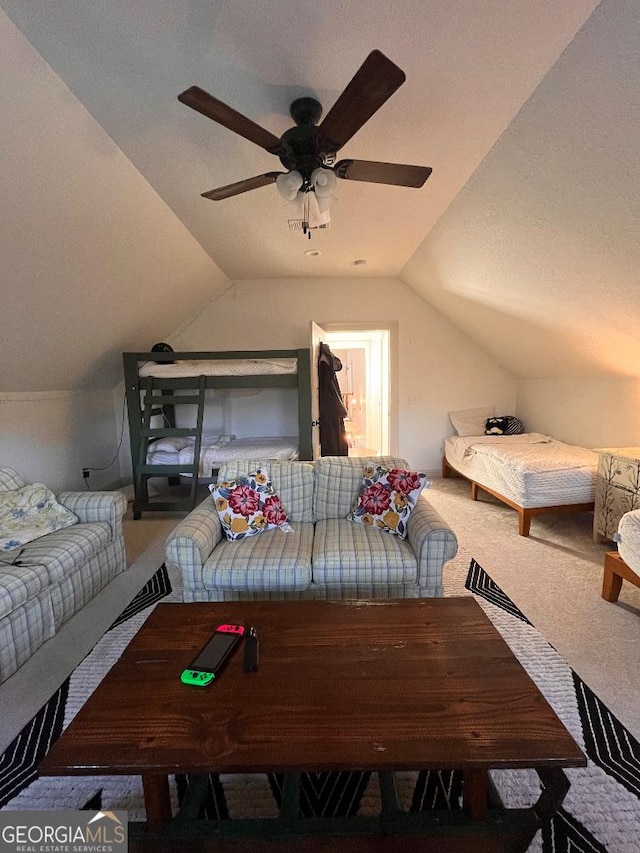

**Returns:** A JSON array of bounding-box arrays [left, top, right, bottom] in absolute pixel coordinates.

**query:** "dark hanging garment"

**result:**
[[318, 342, 349, 456]]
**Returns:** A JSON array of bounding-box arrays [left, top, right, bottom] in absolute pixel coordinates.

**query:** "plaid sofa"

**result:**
[[0, 467, 128, 684], [166, 457, 458, 602]]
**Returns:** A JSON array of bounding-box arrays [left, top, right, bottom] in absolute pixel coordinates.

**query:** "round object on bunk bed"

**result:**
[[151, 342, 174, 363]]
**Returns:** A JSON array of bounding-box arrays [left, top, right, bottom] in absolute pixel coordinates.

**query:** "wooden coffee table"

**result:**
[[40, 597, 585, 850]]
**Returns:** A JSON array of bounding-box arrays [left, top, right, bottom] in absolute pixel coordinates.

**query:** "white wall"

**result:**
[[1, 13, 230, 490], [401, 0, 640, 448], [518, 377, 640, 449], [0, 390, 122, 492], [170, 277, 517, 474]]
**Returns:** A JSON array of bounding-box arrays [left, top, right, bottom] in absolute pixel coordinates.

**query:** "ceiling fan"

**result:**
[[177, 50, 432, 213]]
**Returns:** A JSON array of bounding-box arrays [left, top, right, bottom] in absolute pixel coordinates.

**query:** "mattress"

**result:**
[[138, 358, 297, 378], [444, 433, 598, 508], [615, 510, 640, 574], [147, 436, 299, 476]]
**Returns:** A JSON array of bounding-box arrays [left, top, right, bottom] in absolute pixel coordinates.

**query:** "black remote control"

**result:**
[[244, 626, 259, 672]]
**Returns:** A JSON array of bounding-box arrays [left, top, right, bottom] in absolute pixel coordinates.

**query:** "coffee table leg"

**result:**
[[535, 767, 571, 824], [142, 773, 172, 831], [463, 768, 488, 820], [280, 772, 301, 819]]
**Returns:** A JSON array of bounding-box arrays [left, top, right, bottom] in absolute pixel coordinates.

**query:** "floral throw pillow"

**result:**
[[348, 466, 429, 539], [210, 468, 290, 542]]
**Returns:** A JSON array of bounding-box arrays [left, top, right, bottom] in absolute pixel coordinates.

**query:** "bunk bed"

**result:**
[[123, 349, 312, 518]]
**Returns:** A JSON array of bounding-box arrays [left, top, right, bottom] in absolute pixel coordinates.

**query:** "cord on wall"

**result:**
[[81, 394, 127, 488]]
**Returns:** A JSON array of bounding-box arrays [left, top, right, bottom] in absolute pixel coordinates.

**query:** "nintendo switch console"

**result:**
[[180, 624, 245, 686]]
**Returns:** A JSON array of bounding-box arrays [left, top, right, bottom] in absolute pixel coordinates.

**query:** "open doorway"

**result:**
[[321, 328, 391, 457]]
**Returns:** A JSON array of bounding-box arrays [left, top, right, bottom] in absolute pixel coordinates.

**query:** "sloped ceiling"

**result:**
[[5, 0, 638, 391], [402, 0, 640, 380], [1, 0, 599, 279]]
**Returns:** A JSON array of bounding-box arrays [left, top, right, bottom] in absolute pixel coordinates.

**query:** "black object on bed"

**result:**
[[123, 349, 312, 518]]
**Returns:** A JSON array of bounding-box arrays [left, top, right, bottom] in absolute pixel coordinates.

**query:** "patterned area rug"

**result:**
[[0, 555, 638, 852]]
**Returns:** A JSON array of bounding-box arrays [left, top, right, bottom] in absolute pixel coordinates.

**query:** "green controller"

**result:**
[[180, 669, 215, 687]]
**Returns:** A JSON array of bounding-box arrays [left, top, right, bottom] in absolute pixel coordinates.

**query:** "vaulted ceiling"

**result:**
[[3, 0, 639, 391], [1, 0, 600, 278]]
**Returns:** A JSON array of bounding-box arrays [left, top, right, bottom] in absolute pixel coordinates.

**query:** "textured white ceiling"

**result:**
[[0, 0, 600, 280]]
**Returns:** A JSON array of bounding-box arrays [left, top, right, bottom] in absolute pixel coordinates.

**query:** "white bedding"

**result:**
[[444, 433, 598, 507], [147, 435, 299, 476], [139, 358, 297, 378]]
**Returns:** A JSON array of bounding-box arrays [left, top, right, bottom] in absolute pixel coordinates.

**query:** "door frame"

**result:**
[[315, 321, 398, 457]]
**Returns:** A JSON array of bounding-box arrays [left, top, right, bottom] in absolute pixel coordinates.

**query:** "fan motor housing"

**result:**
[[289, 97, 323, 126], [278, 125, 326, 178]]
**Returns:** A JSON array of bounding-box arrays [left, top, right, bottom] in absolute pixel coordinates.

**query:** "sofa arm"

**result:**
[[407, 495, 459, 590], [165, 498, 223, 590], [57, 490, 127, 534]]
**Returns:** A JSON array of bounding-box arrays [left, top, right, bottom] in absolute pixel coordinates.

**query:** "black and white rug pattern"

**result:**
[[1, 557, 639, 852]]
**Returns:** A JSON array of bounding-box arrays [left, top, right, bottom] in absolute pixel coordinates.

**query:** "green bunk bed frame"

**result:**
[[123, 348, 312, 519]]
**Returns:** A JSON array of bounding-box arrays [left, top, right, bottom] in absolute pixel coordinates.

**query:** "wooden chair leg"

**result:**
[[602, 552, 624, 602], [602, 566, 623, 602]]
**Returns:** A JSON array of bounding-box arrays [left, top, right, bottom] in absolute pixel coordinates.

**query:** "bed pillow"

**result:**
[[150, 436, 193, 453], [209, 468, 290, 542], [485, 416, 525, 436], [448, 405, 496, 436], [0, 483, 78, 552], [348, 465, 429, 539]]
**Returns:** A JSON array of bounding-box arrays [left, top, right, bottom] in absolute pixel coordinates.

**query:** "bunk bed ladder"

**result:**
[[133, 375, 207, 518]]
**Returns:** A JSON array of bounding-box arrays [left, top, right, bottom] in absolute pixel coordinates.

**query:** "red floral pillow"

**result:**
[[210, 468, 290, 541], [348, 466, 429, 539]]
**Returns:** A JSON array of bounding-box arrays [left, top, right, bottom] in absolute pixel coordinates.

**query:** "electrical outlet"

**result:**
[[82, 468, 90, 479]]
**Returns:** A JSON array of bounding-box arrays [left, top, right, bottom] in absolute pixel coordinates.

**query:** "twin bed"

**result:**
[[443, 432, 598, 536]]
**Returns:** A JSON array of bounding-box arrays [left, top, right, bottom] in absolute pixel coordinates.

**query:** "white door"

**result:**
[[309, 320, 327, 460]]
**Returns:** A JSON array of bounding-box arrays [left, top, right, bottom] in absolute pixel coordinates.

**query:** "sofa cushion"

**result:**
[[14, 522, 113, 584], [202, 521, 314, 592], [217, 460, 315, 523], [0, 562, 51, 619], [0, 589, 57, 683], [312, 518, 418, 585], [0, 467, 26, 492], [314, 456, 409, 521]]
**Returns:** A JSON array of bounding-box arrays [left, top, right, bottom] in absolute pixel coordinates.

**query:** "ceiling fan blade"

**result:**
[[178, 86, 283, 153], [333, 159, 432, 188], [201, 172, 284, 201], [318, 50, 406, 153]]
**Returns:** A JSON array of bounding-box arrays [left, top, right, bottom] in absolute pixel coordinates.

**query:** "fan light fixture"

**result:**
[[276, 168, 337, 237], [311, 167, 338, 198], [275, 170, 303, 201]]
